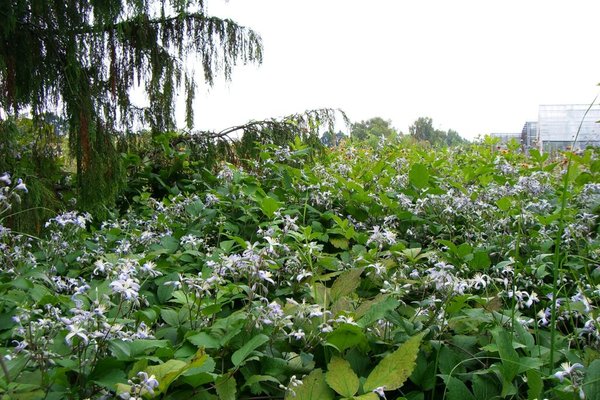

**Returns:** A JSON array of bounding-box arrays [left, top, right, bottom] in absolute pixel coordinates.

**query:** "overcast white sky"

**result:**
[[188, 0, 600, 140]]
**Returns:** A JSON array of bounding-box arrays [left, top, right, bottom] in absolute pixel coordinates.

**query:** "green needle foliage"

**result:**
[[0, 0, 263, 213]]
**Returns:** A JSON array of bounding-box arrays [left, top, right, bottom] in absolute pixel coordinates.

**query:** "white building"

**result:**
[[538, 104, 600, 151]]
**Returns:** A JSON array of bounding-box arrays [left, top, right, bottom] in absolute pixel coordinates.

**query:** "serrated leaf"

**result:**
[[363, 331, 426, 392], [231, 334, 269, 367], [331, 268, 363, 301], [352, 393, 379, 400], [357, 295, 400, 328], [285, 369, 334, 400], [325, 356, 359, 397], [145, 348, 208, 395], [215, 374, 237, 400], [330, 237, 349, 250], [146, 359, 187, 393]]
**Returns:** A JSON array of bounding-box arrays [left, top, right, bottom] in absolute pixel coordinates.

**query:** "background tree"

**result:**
[[445, 128, 465, 146], [321, 130, 346, 147], [0, 0, 263, 213], [409, 117, 438, 143], [409, 117, 466, 146], [350, 117, 399, 141]]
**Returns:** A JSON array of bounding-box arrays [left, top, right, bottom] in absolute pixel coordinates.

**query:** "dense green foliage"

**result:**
[[1, 136, 600, 399]]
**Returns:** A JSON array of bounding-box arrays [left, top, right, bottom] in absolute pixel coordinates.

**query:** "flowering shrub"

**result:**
[[1, 141, 600, 399]]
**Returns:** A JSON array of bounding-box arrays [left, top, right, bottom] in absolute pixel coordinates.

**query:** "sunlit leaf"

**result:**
[[363, 331, 426, 392], [325, 356, 359, 397]]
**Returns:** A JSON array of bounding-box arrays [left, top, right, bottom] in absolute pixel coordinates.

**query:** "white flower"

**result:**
[[372, 386, 387, 399], [65, 323, 89, 346], [141, 261, 162, 277], [110, 276, 140, 300], [554, 362, 583, 382], [138, 371, 159, 395], [164, 276, 183, 290], [258, 270, 275, 284], [524, 291, 540, 308], [289, 329, 305, 340], [369, 263, 386, 276], [205, 193, 220, 205], [14, 179, 27, 193], [93, 259, 110, 275], [0, 173, 11, 185], [335, 315, 358, 325], [296, 270, 312, 282], [470, 273, 489, 290]]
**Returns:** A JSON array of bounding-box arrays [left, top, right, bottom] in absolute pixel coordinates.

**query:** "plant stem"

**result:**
[[549, 92, 598, 373]]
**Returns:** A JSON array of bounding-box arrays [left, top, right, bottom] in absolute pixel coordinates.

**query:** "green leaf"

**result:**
[[231, 334, 269, 367], [89, 359, 127, 389], [161, 308, 180, 326], [209, 311, 246, 346], [187, 332, 222, 349], [241, 375, 281, 390], [325, 356, 359, 397], [495, 196, 513, 212], [215, 374, 237, 400], [331, 268, 363, 301], [107, 339, 171, 360], [409, 163, 430, 189], [472, 374, 500, 400], [160, 235, 180, 254], [583, 359, 600, 400], [526, 369, 542, 400], [456, 243, 473, 258], [357, 295, 400, 328], [352, 394, 379, 400], [469, 250, 490, 270], [330, 237, 349, 250], [513, 319, 535, 351], [444, 376, 476, 400], [145, 348, 208, 395], [491, 327, 520, 383], [326, 324, 369, 352], [285, 369, 334, 400], [363, 331, 426, 392], [146, 359, 187, 393], [260, 196, 280, 218]]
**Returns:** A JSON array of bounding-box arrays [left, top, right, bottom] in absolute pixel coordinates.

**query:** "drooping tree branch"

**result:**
[[0, 0, 264, 213]]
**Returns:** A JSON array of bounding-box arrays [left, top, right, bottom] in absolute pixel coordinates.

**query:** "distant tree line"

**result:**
[[321, 116, 467, 147], [408, 117, 466, 147]]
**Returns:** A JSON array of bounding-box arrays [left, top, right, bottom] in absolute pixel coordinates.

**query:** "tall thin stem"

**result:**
[[548, 93, 598, 372]]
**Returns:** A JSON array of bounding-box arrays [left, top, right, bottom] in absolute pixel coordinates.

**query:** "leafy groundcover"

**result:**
[[2, 139, 600, 399]]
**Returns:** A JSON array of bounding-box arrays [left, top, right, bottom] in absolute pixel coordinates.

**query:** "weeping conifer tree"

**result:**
[[0, 0, 263, 213]]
